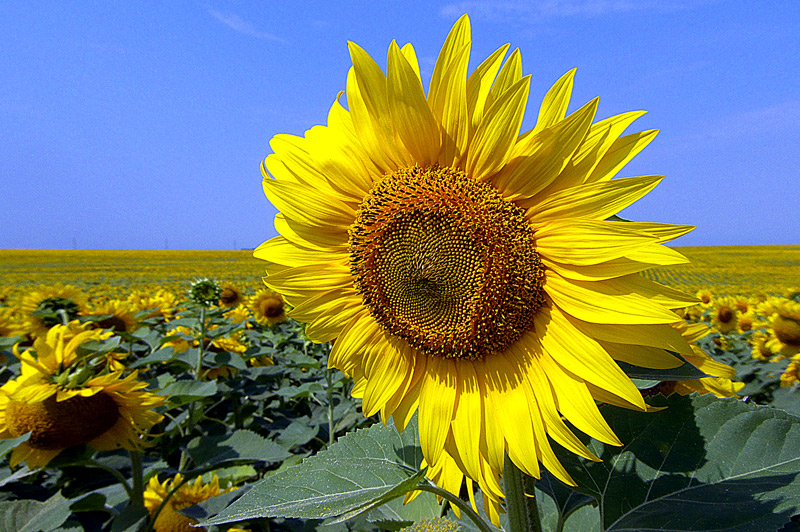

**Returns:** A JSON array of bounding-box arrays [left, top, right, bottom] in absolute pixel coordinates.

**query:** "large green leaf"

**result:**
[[0, 492, 72, 532], [201, 416, 437, 526], [555, 394, 800, 531]]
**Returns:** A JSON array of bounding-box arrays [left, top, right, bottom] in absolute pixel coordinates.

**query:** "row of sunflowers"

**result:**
[[0, 277, 798, 531]]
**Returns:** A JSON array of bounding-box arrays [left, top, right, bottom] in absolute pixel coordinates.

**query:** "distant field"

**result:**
[[0, 249, 266, 299], [641, 245, 800, 295], [1, 246, 798, 300]]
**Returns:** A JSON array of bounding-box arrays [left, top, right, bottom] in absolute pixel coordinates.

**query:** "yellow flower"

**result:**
[[19, 284, 87, 337], [751, 331, 775, 361], [255, 14, 696, 521], [248, 289, 287, 326], [128, 289, 180, 321], [219, 283, 245, 308], [144, 473, 236, 532], [226, 304, 253, 327], [764, 299, 800, 358], [86, 299, 140, 333], [780, 356, 800, 388], [710, 296, 739, 334], [695, 289, 713, 307], [0, 325, 165, 468]]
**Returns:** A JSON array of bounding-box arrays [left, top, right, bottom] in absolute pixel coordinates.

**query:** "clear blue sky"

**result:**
[[2, 1, 798, 250]]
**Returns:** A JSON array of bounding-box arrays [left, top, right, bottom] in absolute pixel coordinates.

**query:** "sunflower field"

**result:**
[[4, 12, 800, 532], [1, 245, 799, 532]]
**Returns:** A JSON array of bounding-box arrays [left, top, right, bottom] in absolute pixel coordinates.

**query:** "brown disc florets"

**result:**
[[348, 165, 545, 360], [7, 392, 120, 450]]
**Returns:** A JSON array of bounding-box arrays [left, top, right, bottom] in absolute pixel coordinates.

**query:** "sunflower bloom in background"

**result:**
[[0, 325, 165, 467], [255, 14, 699, 521], [19, 283, 87, 337], [144, 473, 236, 532], [248, 289, 287, 326]]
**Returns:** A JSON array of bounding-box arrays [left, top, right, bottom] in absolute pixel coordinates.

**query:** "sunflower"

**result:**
[[765, 300, 800, 358], [128, 289, 180, 321], [750, 331, 775, 361], [19, 284, 87, 337], [248, 289, 287, 326], [710, 296, 739, 334], [695, 289, 713, 308], [144, 473, 236, 532], [86, 299, 140, 334], [0, 325, 165, 468], [780, 356, 800, 388], [219, 283, 245, 308], [255, 14, 697, 520]]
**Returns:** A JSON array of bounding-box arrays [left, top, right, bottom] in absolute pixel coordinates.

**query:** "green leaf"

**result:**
[[0, 433, 29, 459], [0, 492, 72, 532], [161, 379, 217, 401], [127, 347, 175, 368], [554, 394, 800, 531], [187, 430, 291, 465], [275, 418, 320, 449], [202, 416, 435, 526]]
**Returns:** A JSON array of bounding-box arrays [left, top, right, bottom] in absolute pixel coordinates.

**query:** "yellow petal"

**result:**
[[536, 351, 622, 446], [601, 341, 684, 369], [585, 129, 659, 184], [419, 356, 458, 463], [495, 98, 597, 201], [466, 75, 531, 181], [534, 219, 657, 266], [534, 68, 576, 133], [428, 14, 471, 166], [546, 271, 682, 324], [568, 316, 693, 357], [449, 361, 483, 481], [263, 263, 351, 300], [555, 110, 647, 191], [527, 175, 663, 223], [465, 44, 510, 135], [533, 305, 645, 409], [274, 213, 348, 251], [254, 236, 349, 267], [262, 179, 353, 229], [484, 48, 522, 111], [387, 41, 441, 165]]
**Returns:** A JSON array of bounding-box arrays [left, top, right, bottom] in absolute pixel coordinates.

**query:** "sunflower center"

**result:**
[[220, 288, 240, 305], [717, 306, 735, 324], [96, 315, 129, 332], [774, 315, 800, 347], [33, 297, 80, 327], [7, 392, 120, 450], [348, 165, 545, 360], [260, 297, 284, 318]]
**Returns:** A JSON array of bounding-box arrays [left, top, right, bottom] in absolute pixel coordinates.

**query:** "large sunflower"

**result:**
[[255, 14, 697, 520], [0, 325, 165, 467]]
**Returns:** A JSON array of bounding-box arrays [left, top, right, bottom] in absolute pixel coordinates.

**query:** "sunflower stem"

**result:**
[[504, 454, 542, 532], [325, 364, 335, 447], [415, 484, 495, 532], [130, 450, 145, 508]]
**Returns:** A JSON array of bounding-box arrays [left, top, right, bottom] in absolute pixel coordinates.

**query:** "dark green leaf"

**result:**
[[187, 430, 291, 465], [554, 394, 800, 531]]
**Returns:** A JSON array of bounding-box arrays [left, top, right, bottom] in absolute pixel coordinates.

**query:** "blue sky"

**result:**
[[1, 1, 798, 250]]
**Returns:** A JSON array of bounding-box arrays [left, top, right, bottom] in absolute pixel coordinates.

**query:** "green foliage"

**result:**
[[203, 415, 438, 527], [539, 394, 800, 531]]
